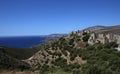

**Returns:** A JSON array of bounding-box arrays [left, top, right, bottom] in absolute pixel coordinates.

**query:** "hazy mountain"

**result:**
[[46, 34, 67, 38], [83, 25, 120, 34], [95, 25, 120, 34], [84, 25, 107, 32], [42, 34, 67, 45]]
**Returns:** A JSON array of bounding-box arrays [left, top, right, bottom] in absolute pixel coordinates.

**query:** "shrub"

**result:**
[[82, 34, 90, 42]]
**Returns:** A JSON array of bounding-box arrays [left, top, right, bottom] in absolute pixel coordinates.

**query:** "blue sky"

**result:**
[[0, 0, 120, 36]]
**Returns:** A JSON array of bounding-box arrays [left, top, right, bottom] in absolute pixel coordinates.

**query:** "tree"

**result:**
[[82, 34, 90, 42], [104, 42, 118, 49], [85, 65, 104, 74]]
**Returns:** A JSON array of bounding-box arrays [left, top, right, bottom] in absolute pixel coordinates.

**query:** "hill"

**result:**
[[82, 25, 120, 34], [95, 25, 120, 34], [0, 48, 30, 71], [84, 25, 106, 32], [0, 47, 39, 60], [25, 25, 120, 74], [0, 46, 42, 73]]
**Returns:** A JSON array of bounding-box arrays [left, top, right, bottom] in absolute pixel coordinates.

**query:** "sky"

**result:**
[[0, 0, 120, 36]]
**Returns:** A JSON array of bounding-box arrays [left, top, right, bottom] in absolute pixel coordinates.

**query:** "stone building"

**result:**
[[88, 33, 97, 45], [88, 32, 120, 47], [117, 35, 120, 47]]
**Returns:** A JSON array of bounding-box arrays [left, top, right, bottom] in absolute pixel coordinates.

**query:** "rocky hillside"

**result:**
[[26, 32, 87, 69], [25, 25, 120, 74], [25, 30, 88, 73]]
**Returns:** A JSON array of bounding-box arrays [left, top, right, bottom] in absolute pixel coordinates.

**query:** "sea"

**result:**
[[0, 36, 46, 48]]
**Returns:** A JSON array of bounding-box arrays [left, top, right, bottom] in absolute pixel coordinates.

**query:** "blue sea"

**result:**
[[0, 36, 46, 48]]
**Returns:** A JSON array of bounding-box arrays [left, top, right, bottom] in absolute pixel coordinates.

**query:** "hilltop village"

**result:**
[[88, 32, 120, 47], [69, 30, 120, 47]]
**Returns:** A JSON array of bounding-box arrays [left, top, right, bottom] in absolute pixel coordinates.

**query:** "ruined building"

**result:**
[[88, 32, 120, 47]]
